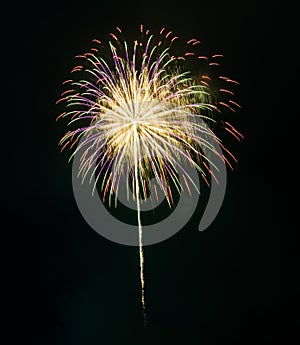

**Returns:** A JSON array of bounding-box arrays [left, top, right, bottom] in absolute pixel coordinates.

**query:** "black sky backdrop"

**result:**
[[6, 1, 299, 344]]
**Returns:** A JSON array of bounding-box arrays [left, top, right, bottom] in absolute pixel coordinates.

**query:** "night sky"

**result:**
[[6, 1, 298, 344]]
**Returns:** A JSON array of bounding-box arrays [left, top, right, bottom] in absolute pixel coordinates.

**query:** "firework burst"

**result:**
[[57, 25, 243, 325]]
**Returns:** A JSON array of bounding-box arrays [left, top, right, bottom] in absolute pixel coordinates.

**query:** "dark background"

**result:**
[[6, 1, 298, 344]]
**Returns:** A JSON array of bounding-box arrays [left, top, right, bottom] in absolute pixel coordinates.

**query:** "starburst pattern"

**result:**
[[56, 25, 243, 324]]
